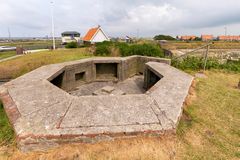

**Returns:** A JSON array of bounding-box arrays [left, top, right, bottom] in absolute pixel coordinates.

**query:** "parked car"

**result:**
[[0, 46, 16, 52]]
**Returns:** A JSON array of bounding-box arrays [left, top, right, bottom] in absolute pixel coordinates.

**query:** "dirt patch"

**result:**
[[9, 135, 177, 160]]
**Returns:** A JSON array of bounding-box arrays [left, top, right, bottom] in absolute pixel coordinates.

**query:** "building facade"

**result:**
[[61, 31, 81, 44]]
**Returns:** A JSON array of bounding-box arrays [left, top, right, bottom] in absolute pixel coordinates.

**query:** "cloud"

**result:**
[[105, 4, 184, 36], [0, 0, 240, 37]]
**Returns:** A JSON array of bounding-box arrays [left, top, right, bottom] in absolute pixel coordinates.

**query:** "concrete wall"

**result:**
[[49, 56, 171, 92]]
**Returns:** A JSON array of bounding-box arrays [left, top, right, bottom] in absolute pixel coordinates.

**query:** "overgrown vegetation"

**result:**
[[0, 101, 14, 146], [154, 34, 176, 41], [65, 42, 78, 48], [95, 41, 164, 57], [172, 56, 240, 72]]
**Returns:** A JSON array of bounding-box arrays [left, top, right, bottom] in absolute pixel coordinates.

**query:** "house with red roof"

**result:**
[[201, 35, 213, 41], [83, 25, 109, 44], [180, 35, 196, 41]]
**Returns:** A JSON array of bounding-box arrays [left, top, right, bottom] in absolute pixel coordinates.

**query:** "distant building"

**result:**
[[61, 31, 81, 44], [201, 35, 213, 41], [180, 35, 196, 41], [83, 25, 109, 44], [125, 36, 133, 43], [217, 35, 240, 41]]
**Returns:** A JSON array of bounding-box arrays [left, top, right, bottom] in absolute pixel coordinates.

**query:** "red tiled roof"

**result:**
[[218, 35, 240, 40], [180, 35, 196, 40], [83, 26, 99, 41], [201, 35, 213, 41]]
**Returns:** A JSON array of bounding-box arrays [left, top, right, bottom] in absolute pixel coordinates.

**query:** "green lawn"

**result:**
[[0, 102, 14, 146], [0, 51, 16, 60], [0, 48, 92, 79]]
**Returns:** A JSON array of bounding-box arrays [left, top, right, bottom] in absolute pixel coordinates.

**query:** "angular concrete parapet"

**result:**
[[0, 56, 193, 152]]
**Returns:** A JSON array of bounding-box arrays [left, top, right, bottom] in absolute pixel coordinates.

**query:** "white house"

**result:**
[[83, 25, 109, 43], [61, 31, 81, 44]]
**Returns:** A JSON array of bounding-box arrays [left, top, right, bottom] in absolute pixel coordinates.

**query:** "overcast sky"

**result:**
[[1, 0, 240, 38]]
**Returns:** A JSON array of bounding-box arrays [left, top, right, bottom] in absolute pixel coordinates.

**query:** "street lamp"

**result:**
[[51, 1, 56, 50], [224, 27, 227, 36]]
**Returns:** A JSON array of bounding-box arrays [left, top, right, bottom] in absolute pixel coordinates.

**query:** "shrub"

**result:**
[[127, 44, 164, 57], [65, 42, 78, 48], [154, 35, 176, 41], [172, 56, 240, 72], [221, 60, 240, 72], [95, 42, 164, 57], [95, 41, 114, 56]]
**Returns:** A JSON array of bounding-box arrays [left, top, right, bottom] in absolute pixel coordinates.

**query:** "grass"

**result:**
[[0, 51, 16, 60], [0, 71, 239, 159], [0, 102, 14, 146], [0, 40, 62, 50], [0, 48, 92, 79], [177, 71, 240, 159]]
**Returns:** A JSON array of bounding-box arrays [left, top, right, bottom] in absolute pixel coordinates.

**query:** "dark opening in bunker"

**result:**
[[50, 71, 65, 88], [96, 63, 118, 80], [75, 72, 85, 81], [145, 70, 162, 90]]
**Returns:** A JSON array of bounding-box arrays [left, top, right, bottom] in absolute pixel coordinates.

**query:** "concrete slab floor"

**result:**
[[69, 75, 146, 96]]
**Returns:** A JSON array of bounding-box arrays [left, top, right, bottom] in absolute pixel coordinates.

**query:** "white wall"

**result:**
[[62, 36, 81, 43], [92, 30, 109, 43]]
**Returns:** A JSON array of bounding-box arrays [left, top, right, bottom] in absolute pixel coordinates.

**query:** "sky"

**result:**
[[1, 0, 240, 38]]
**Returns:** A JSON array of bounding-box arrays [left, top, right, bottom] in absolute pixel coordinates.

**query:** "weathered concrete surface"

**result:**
[[70, 75, 144, 96], [0, 56, 193, 152]]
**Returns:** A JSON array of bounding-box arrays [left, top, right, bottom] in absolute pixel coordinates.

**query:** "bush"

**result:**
[[127, 44, 164, 57], [95, 41, 114, 56], [172, 56, 240, 72], [154, 35, 176, 41], [95, 42, 164, 57], [65, 42, 78, 48], [221, 60, 240, 72]]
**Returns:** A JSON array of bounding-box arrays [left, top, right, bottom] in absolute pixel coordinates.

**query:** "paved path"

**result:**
[[0, 55, 22, 63]]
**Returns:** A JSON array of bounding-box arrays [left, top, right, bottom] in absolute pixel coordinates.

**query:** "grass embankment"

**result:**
[[1, 71, 239, 160], [0, 48, 92, 79], [177, 71, 240, 159], [0, 51, 16, 60]]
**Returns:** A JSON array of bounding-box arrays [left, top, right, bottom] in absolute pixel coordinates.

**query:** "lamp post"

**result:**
[[224, 27, 227, 36], [51, 1, 56, 50]]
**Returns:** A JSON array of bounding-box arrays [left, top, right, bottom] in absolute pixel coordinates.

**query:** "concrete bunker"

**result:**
[[95, 63, 118, 80], [75, 72, 86, 81], [50, 71, 65, 89], [49, 57, 169, 97], [0, 56, 194, 152], [144, 68, 163, 90]]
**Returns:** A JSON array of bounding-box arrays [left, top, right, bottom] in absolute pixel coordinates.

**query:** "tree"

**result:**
[[154, 35, 176, 41]]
